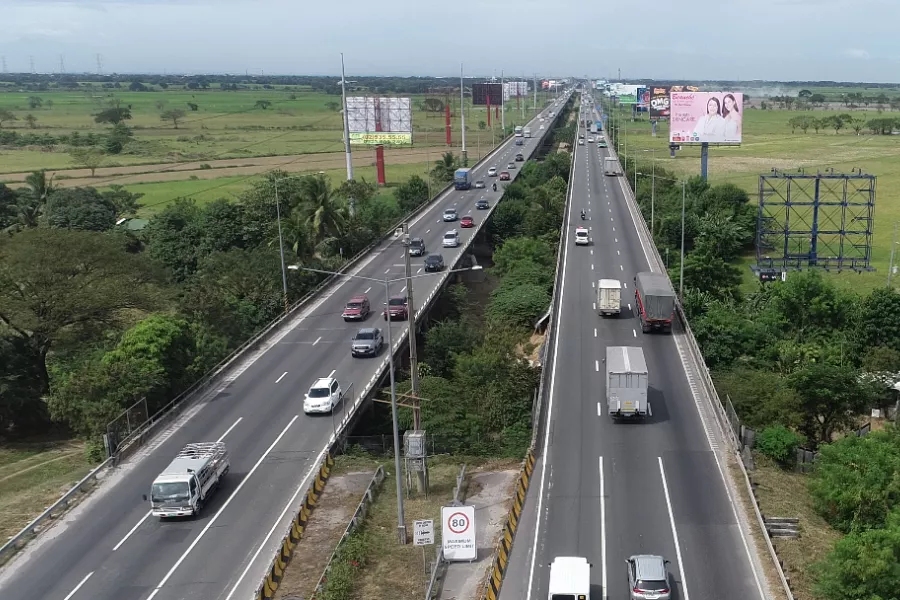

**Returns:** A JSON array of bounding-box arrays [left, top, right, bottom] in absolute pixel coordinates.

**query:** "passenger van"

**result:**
[[548, 556, 591, 600]]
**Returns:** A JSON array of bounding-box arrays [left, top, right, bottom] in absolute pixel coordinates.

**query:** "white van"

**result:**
[[548, 556, 591, 600]]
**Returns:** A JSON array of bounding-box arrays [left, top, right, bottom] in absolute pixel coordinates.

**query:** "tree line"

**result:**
[[786, 113, 900, 135], [0, 167, 437, 455]]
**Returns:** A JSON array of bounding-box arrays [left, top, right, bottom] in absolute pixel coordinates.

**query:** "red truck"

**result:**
[[634, 271, 675, 334]]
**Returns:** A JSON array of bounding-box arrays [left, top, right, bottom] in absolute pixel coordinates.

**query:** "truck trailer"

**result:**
[[634, 271, 675, 333], [597, 279, 621, 316], [148, 442, 230, 518], [454, 168, 472, 190], [606, 346, 649, 421]]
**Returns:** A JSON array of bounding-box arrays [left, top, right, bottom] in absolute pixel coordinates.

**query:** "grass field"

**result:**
[[0, 87, 551, 173], [613, 104, 900, 293]]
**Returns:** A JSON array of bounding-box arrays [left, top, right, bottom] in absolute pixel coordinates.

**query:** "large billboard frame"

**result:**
[[669, 91, 743, 146], [472, 83, 503, 106], [650, 86, 671, 119], [346, 96, 413, 145]]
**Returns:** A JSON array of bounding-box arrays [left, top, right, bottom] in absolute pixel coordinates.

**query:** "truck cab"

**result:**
[[148, 442, 230, 518]]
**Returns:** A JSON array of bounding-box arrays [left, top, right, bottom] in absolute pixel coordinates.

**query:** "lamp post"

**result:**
[[274, 178, 289, 313], [679, 180, 686, 301], [289, 263, 482, 544]]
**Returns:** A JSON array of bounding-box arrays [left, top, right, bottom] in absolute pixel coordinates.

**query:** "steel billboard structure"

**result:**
[[346, 96, 413, 145], [753, 171, 876, 275], [472, 83, 503, 106]]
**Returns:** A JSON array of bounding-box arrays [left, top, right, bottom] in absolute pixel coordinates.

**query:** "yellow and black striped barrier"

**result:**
[[256, 453, 335, 600], [484, 449, 536, 600]]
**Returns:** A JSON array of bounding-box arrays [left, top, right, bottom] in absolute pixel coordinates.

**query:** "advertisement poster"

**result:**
[[669, 92, 743, 145], [650, 86, 670, 119]]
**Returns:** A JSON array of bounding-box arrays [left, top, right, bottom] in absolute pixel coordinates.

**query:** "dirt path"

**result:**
[[0, 146, 454, 189]]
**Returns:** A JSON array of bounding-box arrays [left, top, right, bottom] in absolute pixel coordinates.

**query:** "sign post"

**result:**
[[414, 519, 435, 579], [441, 505, 476, 561]]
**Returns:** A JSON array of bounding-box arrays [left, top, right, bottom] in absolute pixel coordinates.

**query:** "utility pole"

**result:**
[[460, 63, 467, 166], [274, 179, 290, 313], [29, 56, 35, 74], [340, 53, 355, 215], [402, 223, 427, 494], [96, 54, 102, 75], [888, 221, 899, 287], [500, 70, 506, 133], [651, 153, 656, 236], [533, 73, 537, 112], [59, 55, 65, 74], [679, 180, 686, 301], [383, 275, 408, 545]]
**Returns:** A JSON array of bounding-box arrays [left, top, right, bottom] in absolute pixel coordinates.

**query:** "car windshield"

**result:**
[[444, 233, 455, 239], [426, 256, 441, 263], [355, 331, 374, 340], [346, 302, 362, 308], [445, 209, 455, 214], [151, 482, 190, 503], [389, 298, 405, 306], [308, 386, 330, 398], [411, 239, 423, 246]]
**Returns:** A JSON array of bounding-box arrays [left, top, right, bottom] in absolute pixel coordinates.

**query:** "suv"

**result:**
[[341, 295, 370, 321], [474, 180, 485, 189], [424, 254, 445, 272], [488, 167, 498, 177], [384, 295, 409, 320], [303, 377, 342, 414], [443, 229, 460, 248], [408, 237, 425, 256], [515, 153, 524, 162], [574, 227, 589, 245], [443, 208, 458, 222], [626, 555, 670, 600], [351, 328, 384, 357]]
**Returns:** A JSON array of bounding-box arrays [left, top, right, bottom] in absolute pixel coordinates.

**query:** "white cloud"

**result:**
[[844, 49, 872, 59]]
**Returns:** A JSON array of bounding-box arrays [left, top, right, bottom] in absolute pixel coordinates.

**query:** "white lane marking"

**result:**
[[400, 286, 407, 293], [612, 227, 616, 232], [593, 302, 596, 311], [364, 287, 371, 294], [615, 238, 618, 243], [217, 417, 243, 442], [594, 328, 598, 337], [597, 402, 602, 416], [425, 228, 431, 234], [328, 369, 336, 378], [627, 304, 632, 311], [659, 457, 692, 600], [112, 512, 150, 551], [592, 280, 595, 288], [385, 268, 391, 274], [623, 282, 627, 289], [313, 336, 321, 346], [617, 250, 620, 256], [595, 360, 599, 372], [610, 217, 614, 221], [276, 371, 288, 383], [591, 264, 594, 270], [62, 572, 94, 600], [633, 329, 637, 338], [600, 456, 608, 599], [417, 268, 423, 274], [145, 416, 300, 600], [620, 265, 624, 271]]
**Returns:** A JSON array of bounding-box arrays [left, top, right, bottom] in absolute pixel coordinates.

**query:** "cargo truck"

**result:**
[[515, 126, 524, 137], [548, 556, 591, 600], [597, 279, 621, 316], [603, 157, 622, 176], [146, 442, 230, 518], [454, 168, 473, 190], [524, 127, 532, 138], [634, 271, 675, 333], [606, 346, 649, 421]]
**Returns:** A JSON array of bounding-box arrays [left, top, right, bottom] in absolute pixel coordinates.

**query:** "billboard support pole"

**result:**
[[700, 142, 709, 180], [460, 64, 467, 167], [340, 53, 355, 216]]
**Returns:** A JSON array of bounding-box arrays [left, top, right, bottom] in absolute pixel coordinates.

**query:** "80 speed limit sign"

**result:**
[[441, 505, 476, 561]]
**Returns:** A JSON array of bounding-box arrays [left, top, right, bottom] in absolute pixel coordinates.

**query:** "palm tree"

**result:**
[[297, 175, 347, 244], [430, 151, 458, 182], [273, 209, 316, 260], [24, 170, 56, 203]]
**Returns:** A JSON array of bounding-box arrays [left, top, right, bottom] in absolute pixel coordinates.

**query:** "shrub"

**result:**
[[756, 424, 805, 466]]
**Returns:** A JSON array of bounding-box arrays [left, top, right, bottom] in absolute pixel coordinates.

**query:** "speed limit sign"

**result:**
[[441, 505, 476, 561]]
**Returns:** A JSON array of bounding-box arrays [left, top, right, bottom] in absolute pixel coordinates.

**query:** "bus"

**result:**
[[515, 126, 524, 137], [548, 556, 591, 600]]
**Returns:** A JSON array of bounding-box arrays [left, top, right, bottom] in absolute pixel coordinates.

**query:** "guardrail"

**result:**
[[0, 456, 113, 564], [609, 145, 794, 600], [425, 463, 468, 600], [310, 465, 385, 599]]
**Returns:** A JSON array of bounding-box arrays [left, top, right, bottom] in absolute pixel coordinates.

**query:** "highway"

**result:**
[[499, 98, 770, 600], [0, 96, 572, 600]]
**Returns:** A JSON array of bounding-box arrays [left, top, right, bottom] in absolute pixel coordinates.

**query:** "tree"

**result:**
[[849, 117, 865, 135], [336, 178, 376, 210], [0, 333, 48, 433], [129, 81, 148, 92], [789, 363, 875, 446], [478, 120, 487, 130], [798, 89, 812, 98], [808, 428, 900, 533], [0, 228, 164, 391], [27, 96, 43, 109], [756, 425, 805, 466], [105, 122, 133, 154], [423, 319, 481, 377], [0, 109, 17, 128], [143, 197, 204, 281], [395, 175, 430, 213], [811, 118, 823, 133], [297, 175, 347, 244], [486, 283, 550, 329], [492, 237, 555, 276], [674, 247, 742, 301], [255, 100, 272, 110], [101, 185, 144, 217], [814, 510, 900, 600], [160, 108, 186, 129], [155, 100, 168, 111], [69, 147, 106, 177], [430, 151, 458, 182], [854, 287, 900, 355], [45, 187, 117, 231], [24, 113, 37, 129], [94, 107, 132, 125], [325, 101, 340, 112], [825, 115, 844, 134], [187, 102, 199, 112]]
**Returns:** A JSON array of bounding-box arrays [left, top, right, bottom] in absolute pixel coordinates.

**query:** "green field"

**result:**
[[614, 105, 900, 293], [0, 87, 550, 173]]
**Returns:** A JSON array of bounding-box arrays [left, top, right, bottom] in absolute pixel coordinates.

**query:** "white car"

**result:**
[[578, 139, 585, 145], [488, 167, 498, 177], [587, 136, 595, 143], [540, 124, 545, 129], [574, 227, 589, 245], [304, 377, 342, 414], [443, 229, 460, 248]]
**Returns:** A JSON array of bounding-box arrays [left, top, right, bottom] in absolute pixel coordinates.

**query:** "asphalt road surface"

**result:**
[[0, 96, 573, 600], [499, 101, 768, 600]]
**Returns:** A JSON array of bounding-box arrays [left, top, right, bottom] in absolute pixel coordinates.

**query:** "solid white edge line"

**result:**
[[62, 571, 94, 600], [525, 101, 577, 600], [599, 456, 607, 599], [145, 416, 299, 600], [658, 457, 691, 600]]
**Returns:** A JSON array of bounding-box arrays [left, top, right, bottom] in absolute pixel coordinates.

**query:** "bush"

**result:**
[[756, 425, 805, 465]]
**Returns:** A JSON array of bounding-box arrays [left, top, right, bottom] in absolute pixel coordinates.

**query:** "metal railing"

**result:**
[[425, 463, 468, 600]]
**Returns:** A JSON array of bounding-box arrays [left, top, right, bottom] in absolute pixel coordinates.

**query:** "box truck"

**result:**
[[454, 168, 472, 190], [597, 279, 621, 316], [606, 346, 649, 421], [634, 271, 675, 333], [604, 157, 622, 176]]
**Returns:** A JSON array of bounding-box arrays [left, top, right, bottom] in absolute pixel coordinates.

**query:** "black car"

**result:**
[[476, 198, 490, 210], [424, 254, 445, 272], [408, 237, 425, 256]]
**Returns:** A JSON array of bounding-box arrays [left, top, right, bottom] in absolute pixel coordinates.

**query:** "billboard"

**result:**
[[541, 80, 550, 90], [504, 81, 528, 100], [618, 93, 637, 105], [346, 97, 413, 145], [650, 86, 671, 119], [472, 83, 503, 106], [637, 87, 650, 108], [669, 85, 701, 93], [669, 92, 743, 145]]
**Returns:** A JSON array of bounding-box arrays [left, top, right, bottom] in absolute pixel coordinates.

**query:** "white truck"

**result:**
[[604, 157, 622, 176], [548, 556, 591, 600], [597, 279, 621, 316], [524, 126, 532, 138], [147, 442, 230, 518], [606, 346, 649, 421]]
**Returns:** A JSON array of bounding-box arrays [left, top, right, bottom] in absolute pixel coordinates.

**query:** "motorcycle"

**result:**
[[492, 183, 498, 192], [580, 211, 586, 220]]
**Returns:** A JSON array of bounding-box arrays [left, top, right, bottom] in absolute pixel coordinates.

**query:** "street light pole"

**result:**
[[381, 275, 407, 545], [460, 63, 467, 167], [500, 70, 506, 133], [402, 224, 421, 428], [340, 53, 355, 216], [651, 152, 656, 237], [679, 180, 686, 301], [274, 179, 289, 313]]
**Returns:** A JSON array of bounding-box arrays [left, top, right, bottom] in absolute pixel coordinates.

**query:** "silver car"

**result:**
[[351, 328, 383, 357], [626, 555, 670, 600]]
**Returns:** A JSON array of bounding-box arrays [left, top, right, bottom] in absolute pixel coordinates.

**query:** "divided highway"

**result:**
[[499, 100, 769, 600], [0, 97, 572, 600]]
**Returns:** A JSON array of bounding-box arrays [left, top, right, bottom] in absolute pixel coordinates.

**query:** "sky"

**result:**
[[0, 0, 897, 83]]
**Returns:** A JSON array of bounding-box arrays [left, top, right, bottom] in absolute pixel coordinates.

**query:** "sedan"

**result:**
[[351, 328, 384, 357], [476, 198, 490, 210], [475, 180, 485, 189], [424, 254, 445, 272], [499, 171, 511, 181], [443, 208, 458, 222], [487, 167, 498, 177], [460, 216, 474, 228], [507, 163, 516, 170]]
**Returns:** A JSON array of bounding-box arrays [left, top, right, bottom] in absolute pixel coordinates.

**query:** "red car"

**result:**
[[460, 216, 474, 228], [383, 295, 409, 320], [499, 171, 511, 181], [342, 294, 371, 321]]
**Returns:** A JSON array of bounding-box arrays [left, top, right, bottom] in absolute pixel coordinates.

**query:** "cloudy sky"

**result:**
[[0, 0, 896, 82]]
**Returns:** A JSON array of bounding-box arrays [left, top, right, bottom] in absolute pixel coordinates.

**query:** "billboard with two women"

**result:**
[[669, 92, 743, 145]]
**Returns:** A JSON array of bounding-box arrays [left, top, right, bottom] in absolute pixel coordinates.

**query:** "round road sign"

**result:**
[[447, 511, 470, 535]]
